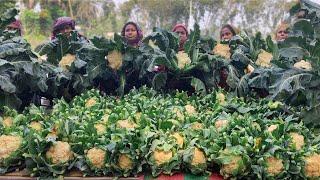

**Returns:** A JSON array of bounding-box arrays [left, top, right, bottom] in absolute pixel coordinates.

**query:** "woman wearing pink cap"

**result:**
[[172, 24, 188, 51]]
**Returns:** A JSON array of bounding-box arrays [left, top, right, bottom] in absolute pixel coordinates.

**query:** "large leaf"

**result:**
[[0, 74, 15, 93], [190, 77, 206, 95]]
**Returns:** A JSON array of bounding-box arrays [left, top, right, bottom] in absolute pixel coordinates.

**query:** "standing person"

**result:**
[[121, 22, 143, 48], [220, 24, 236, 41], [172, 24, 188, 51], [275, 23, 289, 42], [6, 20, 23, 36]]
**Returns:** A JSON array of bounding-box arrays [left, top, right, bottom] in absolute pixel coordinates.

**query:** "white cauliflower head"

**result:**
[[171, 133, 184, 148], [304, 153, 320, 178], [244, 64, 255, 74], [255, 50, 273, 67], [2, 116, 13, 128], [117, 120, 137, 129], [46, 141, 73, 164], [176, 51, 191, 69], [85, 98, 97, 108], [191, 147, 206, 166], [86, 148, 106, 169], [221, 156, 242, 175], [153, 149, 173, 166], [59, 54, 75, 70], [216, 93, 226, 105], [118, 154, 133, 170], [173, 108, 184, 120], [294, 60, 312, 71], [94, 123, 106, 135], [185, 104, 197, 115], [191, 122, 204, 130], [0, 135, 22, 160], [107, 50, 123, 70], [29, 121, 43, 131], [266, 156, 284, 176], [213, 43, 231, 59], [289, 132, 304, 150]]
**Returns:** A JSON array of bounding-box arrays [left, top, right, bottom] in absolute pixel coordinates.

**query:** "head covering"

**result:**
[[172, 24, 188, 51], [7, 20, 23, 35], [51, 17, 75, 40], [220, 24, 237, 40], [121, 22, 143, 47]]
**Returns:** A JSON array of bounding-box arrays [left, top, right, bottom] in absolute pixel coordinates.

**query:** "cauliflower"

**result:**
[[255, 50, 273, 67], [289, 132, 304, 150], [191, 147, 206, 166], [2, 116, 13, 128], [191, 122, 204, 130], [134, 112, 141, 121], [29, 121, 42, 131], [176, 51, 191, 69], [266, 156, 283, 176], [244, 64, 255, 74], [213, 43, 231, 59], [94, 123, 106, 135], [59, 54, 75, 70], [267, 125, 278, 133], [173, 108, 184, 120], [118, 154, 133, 170], [86, 148, 106, 169], [117, 120, 137, 129], [216, 93, 226, 105], [101, 114, 109, 124], [85, 98, 97, 108], [107, 50, 123, 70], [221, 156, 242, 175], [0, 135, 22, 160], [153, 149, 173, 166], [171, 133, 184, 148], [294, 60, 312, 71], [185, 104, 197, 115], [46, 141, 73, 164], [215, 119, 228, 131], [304, 153, 320, 178]]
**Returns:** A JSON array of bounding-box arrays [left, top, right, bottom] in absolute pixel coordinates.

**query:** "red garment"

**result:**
[[7, 20, 23, 35], [51, 17, 75, 40], [172, 24, 188, 51], [121, 22, 143, 47]]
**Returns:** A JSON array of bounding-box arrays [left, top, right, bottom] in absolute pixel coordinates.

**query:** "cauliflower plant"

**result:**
[[244, 64, 255, 74], [221, 156, 242, 176], [0, 135, 22, 160], [216, 93, 226, 105], [46, 141, 73, 164], [215, 119, 228, 131], [191, 122, 204, 130], [94, 123, 106, 135], [29, 121, 42, 131], [173, 108, 184, 120], [153, 149, 173, 166], [107, 50, 123, 70], [267, 124, 278, 133], [2, 117, 13, 128], [255, 50, 273, 67], [213, 43, 231, 59], [176, 51, 191, 69], [85, 98, 97, 108], [304, 153, 320, 178], [116, 120, 137, 129], [266, 156, 284, 176], [86, 148, 106, 169], [289, 132, 304, 150], [218, 148, 248, 178], [185, 104, 197, 115], [171, 133, 184, 148], [59, 54, 75, 70], [118, 154, 133, 170], [294, 60, 312, 71], [191, 147, 206, 166]]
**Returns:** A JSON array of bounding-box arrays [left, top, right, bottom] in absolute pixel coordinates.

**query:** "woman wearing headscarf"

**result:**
[[6, 20, 23, 36], [172, 24, 188, 51], [121, 21, 143, 48]]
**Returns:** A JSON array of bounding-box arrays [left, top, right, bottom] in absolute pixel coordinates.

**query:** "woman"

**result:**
[[121, 22, 143, 48], [220, 24, 236, 41], [172, 24, 188, 51], [6, 20, 23, 36], [275, 23, 289, 42]]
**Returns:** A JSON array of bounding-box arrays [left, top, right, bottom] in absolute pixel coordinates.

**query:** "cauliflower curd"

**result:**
[[213, 44, 231, 59], [0, 135, 22, 160], [107, 50, 123, 70], [255, 50, 273, 67], [176, 51, 191, 69], [46, 141, 73, 164], [191, 148, 206, 166], [266, 156, 283, 176], [153, 149, 173, 166], [118, 154, 133, 170], [86, 148, 106, 169], [304, 154, 320, 178]]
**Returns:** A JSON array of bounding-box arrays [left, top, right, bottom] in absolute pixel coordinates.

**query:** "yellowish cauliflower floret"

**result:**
[[46, 141, 73, 164], [289, 132, 304, 150], [153, 149, 173, 166], [255, 50, 273, 67], [221, 156, 242, 175], [86, 148, 106, 169], [94, 123, 106, 135], [171, 133, 184, 148], [216, 93, 226, 105], [59, 54, 75, 70], [304, 154, 320, 178], [176, 51, 191, 69], [294, 60, 312, 71], [173, 108, 184, 120], [117, 120, 137, 129], [0, 135, 22, 160], [85, 98, 97, 108], [266, 156, 284, 176], [2, 117, 13, 128], [135, 112, 142, 121], [101, 114, 109, 124], [118, 154, 133, 170], [107, 50, 123, 70], [191, 122, 204, 130], [191, 147, 206, 166], [29, 121, 42, 131], [244, 64, 255, 74], [267, 125, 278, 133], [213, 43, 231, 59], [185, 104, 197, 115], [215, 119, 228, 131]]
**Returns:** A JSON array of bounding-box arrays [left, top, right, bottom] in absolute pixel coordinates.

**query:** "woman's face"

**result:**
[[174, 27, 188, 44], [276, 27, 289, 41], [221, 27, 233, 41], [59, 25, 73, 36], [125, 24, 138, 40]]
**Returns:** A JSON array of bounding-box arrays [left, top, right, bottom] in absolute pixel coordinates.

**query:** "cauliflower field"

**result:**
[[1, 87, 320, 179]]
